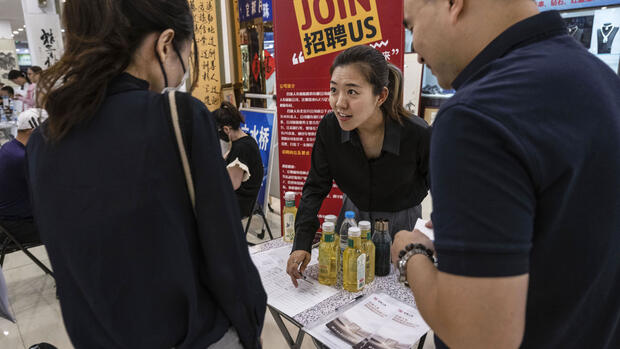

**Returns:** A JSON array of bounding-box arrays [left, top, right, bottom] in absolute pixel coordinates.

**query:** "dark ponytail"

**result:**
[[214, 101, 246, 130], [330, 45, 411, 124], [39, 0, 198, 141], [383, 64, 411, 124]]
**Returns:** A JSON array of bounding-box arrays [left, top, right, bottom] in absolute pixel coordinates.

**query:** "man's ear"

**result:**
[[448, 0, 465, 25]]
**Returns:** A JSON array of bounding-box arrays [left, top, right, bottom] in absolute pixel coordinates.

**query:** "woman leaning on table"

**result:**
[[286, 45, 431, 287], [26, 0, 266, 348]]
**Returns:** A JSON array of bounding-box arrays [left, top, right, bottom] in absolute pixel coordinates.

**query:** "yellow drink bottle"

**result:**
[[343, 227, 366, 292], [318, 222, 338, 286], [359, 221, 375, 284], [324, 214, 339, 271], [282, 192, 297, 242]]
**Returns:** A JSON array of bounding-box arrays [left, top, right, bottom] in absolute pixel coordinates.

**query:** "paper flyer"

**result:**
[[307, 292, 429, 348]]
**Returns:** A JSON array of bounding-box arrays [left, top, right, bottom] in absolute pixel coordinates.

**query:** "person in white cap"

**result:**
[[0, 109, 45, 245]]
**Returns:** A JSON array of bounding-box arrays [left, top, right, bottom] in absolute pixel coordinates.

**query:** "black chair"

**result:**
[[244, 199, 274, 246], [0, 223, 54, 278]]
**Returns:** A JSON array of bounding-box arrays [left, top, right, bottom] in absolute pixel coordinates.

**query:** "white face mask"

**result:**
[[161, 70, 189, 94]]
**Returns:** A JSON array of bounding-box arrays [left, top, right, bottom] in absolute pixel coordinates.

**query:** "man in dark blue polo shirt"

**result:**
[[393, 0, 620, 348], [0, 109, 43, 244]]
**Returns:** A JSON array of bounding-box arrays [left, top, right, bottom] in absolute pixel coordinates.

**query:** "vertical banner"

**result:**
[[190, 0, 222, 110], [263, 0, 273, 22], [240, 108, 276, 209], [274, 0, 404, 228], [23, 14, 64, 68]]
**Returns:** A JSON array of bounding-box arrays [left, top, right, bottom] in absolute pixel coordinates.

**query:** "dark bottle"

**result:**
[[372, 219, 392, 276]]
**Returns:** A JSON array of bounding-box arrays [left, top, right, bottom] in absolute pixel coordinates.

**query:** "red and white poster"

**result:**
[[274, 0, 404, 230]]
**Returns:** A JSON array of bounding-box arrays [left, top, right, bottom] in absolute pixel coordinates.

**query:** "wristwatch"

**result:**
[[398, 243, 435, 287]]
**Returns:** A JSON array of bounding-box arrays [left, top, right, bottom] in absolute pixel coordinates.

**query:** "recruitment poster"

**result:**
[[274, 0, 404, 228]]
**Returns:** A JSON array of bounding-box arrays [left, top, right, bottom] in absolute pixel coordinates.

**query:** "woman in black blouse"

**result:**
[[287, 45, 431, 287], [214, 102, 264, 218]]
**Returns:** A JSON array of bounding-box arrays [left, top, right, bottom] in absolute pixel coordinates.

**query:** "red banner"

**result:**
[[274, 0, 404, 233]]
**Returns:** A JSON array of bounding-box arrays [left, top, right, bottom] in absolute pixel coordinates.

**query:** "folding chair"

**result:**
[[0, 223, 54, 278], [244, 199, 274, 246]]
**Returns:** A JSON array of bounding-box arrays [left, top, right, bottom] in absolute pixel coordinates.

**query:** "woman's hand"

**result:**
[[286, 250, 311, 288]]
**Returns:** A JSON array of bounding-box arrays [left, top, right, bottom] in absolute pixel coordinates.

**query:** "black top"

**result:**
[[293, 112, 430, 252], [432, 11, 620, 348], [0, 139, 31, 220], [27, 73, 267, 349], [225, 135, 264, 217]]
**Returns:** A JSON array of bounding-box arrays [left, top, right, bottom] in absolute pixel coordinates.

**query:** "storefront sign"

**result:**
[[274, 0, 404, 226], [537, 0, 620, 12], [239, 0, 263, 22], [240, 108, 276, 208], [190, 0, 221, 110]]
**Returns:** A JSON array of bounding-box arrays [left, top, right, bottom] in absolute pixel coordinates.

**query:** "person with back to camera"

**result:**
[[286, 45, 431, 287], [27, 1, 266, 348], [214, 102, 264, 220]]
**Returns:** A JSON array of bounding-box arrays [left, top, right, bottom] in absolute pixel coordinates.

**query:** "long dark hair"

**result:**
[[214, 101, 246, 130], [329, 45, 411, 124], [39, 0, 199, 141]]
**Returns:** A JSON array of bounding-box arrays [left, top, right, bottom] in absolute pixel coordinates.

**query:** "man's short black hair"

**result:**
[[8, 70, 24, 80]]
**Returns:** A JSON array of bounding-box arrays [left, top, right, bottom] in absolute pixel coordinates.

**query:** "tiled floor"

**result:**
[[1, 195, 434, 348]]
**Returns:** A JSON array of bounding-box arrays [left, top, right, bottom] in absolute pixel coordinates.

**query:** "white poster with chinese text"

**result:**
[[24, 13, 64, 68]]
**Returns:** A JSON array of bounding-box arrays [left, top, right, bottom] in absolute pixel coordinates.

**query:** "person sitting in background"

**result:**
[[8, 70, 35, 110], [0, 86, 14, 99], [214, 102, 264, 219], [0, 109, 44, 245]]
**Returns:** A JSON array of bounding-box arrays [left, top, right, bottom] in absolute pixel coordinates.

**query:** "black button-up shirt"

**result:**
[[293, 112, 431, 252]]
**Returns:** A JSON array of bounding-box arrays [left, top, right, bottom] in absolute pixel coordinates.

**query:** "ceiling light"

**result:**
[[18, 28, 24, 32], [13, 31, 18, 34]]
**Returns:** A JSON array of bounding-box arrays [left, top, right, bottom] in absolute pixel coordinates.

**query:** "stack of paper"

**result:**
[[306, 292, 430, 349], [251, 246, 338, 317]]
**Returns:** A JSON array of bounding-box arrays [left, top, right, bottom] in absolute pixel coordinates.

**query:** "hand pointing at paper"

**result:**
[[286, 250, 311, 288]]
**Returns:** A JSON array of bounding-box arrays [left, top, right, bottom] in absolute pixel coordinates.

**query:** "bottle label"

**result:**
[[357, 254, 366, 290], [285, 199, 295, 207], [284, 213, 295, 241], [324, 233, 334, 242], [348, 238, 354, 248]]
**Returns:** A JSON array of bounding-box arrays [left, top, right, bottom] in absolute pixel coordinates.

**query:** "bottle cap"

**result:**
[[284, 192, 295, 201], [324, 214, 338, 223], [374, 220, 384, 232], [382, 219, 389, 232], [348, 227, 361, 237], [359, 221, 371, 230], [322, 222, 335, 232], [345, 211, 355, 219]]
